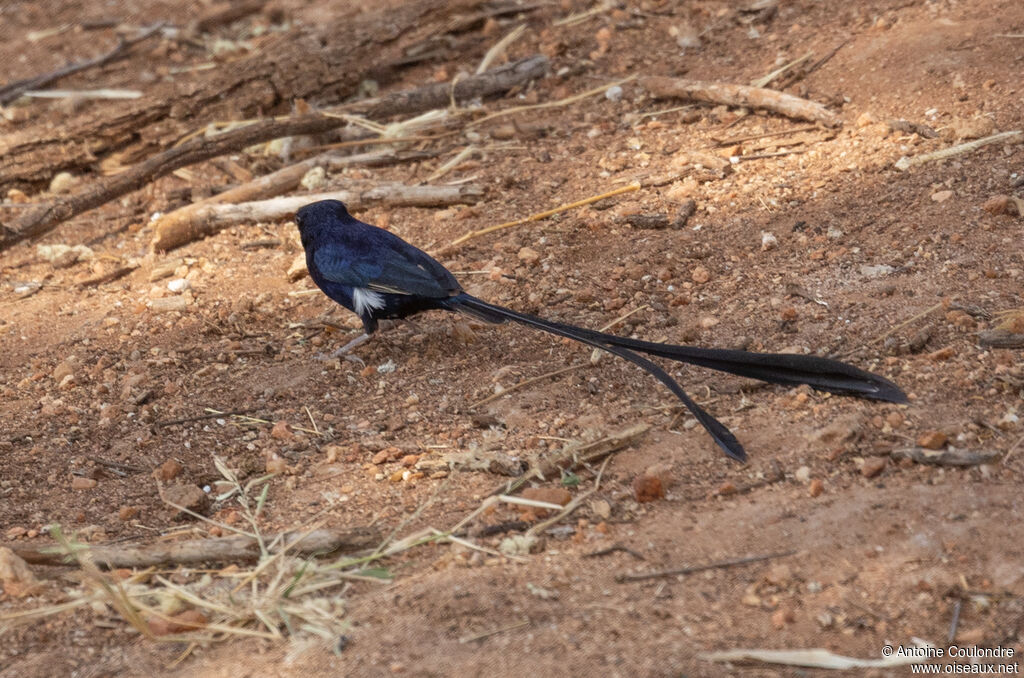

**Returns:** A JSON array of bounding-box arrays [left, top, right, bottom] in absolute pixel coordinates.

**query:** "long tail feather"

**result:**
[[451, 294, 906, 403], [449, 294, 746, 461]]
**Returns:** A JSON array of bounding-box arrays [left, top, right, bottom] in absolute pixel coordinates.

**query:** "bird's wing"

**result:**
[[313, 241, 457, 298]]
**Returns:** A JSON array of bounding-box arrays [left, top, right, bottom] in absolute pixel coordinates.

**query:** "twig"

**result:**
[[466, 75, 635, 129], [439, 182, 640, 253], [641, 76, 842, 127], [775, 40, 849, 90], [585, 544, 645, 560], [477, 24, 527, 74], [489, 423, 649, 497], [890, 447, 1001, 467], [712, 125, 819, 147], [152, 183, 483, 252], [86, 457, 148, 476], [0, 23, 164, 105], [750, 52, 813, 88], [150, 149, 433, 250], [459, 618, 531, 644], [4, 528, 379, 568], [153, 408, 258, 428], [895, 130, 1023, 171], [470, 364, 586, 408], [1, 56, 548, 253], [615, 549, 796, 582], [869, 302, 944, 346]]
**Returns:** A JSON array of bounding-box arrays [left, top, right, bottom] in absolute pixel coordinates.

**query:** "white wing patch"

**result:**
[[352, 287, 386, 316]]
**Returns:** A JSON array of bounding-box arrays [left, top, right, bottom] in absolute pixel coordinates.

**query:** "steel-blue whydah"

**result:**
[[294, 199, 906, 463]]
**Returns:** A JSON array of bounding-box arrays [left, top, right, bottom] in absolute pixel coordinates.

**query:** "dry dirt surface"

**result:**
[[1, 0, 1023, 676]]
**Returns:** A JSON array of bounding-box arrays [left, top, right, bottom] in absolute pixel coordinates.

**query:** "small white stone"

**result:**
[[760, 231, 778, 251], [167, 278, 191, 293], [300, 166, 327, 191], [604, 85, 623, 102]]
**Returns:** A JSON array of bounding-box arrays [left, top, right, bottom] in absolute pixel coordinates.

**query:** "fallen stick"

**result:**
[[153, 183, 483, 251], [978, 329, 1024, 349], [0, 55, 548, 253], [488, 423, 650, 497], [4, 527, 379, 568], [894, 130, 1023, 170], [615, 549, 797, 583], [150, 149, 435, 251], [890, 447, 1001, 467], [0, 23, 164, 105], [437, 181, 640, 254], [640, 76, 841, 127]]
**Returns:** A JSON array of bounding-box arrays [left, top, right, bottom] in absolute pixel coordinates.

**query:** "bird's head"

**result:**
[[294, 200, 353, 244]]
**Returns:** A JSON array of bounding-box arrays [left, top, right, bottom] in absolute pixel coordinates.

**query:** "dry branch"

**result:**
[[152, 183, 483, 251], [616, 549, 797, 583], [894, 130, 1023, 170], [149, 149, 434, 251], [5, 527, 379, 568], [489, 423, 649, 497], [640, 76, 841, 127], [0, 55, 547, 253], [890, 447, 1001, 467]]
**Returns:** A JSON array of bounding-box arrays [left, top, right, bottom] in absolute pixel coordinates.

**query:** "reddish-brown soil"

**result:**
[[1, 1, 1022, 676]]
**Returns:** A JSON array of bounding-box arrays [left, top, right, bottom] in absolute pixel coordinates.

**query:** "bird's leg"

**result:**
[[316, 332, 371, 365]]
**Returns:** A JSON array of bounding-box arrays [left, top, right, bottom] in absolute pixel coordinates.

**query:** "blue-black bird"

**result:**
[[295, 199, 907, 462]]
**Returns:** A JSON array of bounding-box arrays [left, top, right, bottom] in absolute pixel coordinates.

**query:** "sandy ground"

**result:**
[[1, 0, 1022, 676]]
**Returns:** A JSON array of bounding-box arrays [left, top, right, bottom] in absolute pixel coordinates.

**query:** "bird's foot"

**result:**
[[316, 332, 371, 366]]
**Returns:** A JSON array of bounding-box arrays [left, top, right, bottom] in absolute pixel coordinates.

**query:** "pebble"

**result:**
[[917, 431, 947, 449], [930, 190, 953, 203], [300, 166, 327, 191], [808, 478, 824, 497], [517, 246, 541, 264], [49, 171, 78, 194], [52, 358, 77, 383], [691, 265, 711, 284], [771, 607, 795, 629], [164, 484, 210, 516], [981, 195, 1014, 215], [167, 278, 190, 293], [72, 476, 97, 490], [760, 231, 778, 251], [270, 421, 294, 440], [0, 547, 39, 597], [927, 346, 956, 362], [716, 480, 737, 496], [952, 116, 996, 140], [118, 506, 139, 521], [604, 85, 622, 102], [794, 466, 811, 483], [860, 457, 887, 478], [499, 534, 544, 556], [153, 459, 183, 481], [265, 456, 288, 474], [287, 253, 308, 281], [520, 487, 572, 519]]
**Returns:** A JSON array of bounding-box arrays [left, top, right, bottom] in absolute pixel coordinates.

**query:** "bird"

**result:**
[[294, 199, 907, 462]]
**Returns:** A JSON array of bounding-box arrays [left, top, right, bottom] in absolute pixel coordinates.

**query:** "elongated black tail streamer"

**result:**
[[449, 294, 746, 461]]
